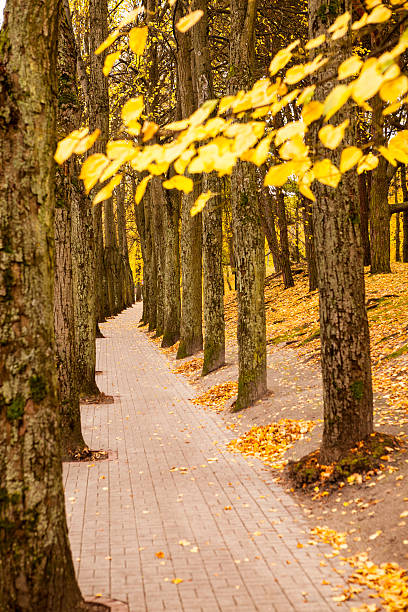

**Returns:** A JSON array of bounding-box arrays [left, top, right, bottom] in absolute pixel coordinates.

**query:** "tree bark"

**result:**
[[175, 0, 203, 359], [191, 0, 225, 375], [229, 0, 267, 410], [401, 165, 408, 263], [162, 186, 181, 347], [116, 184, 134, 308], [259, 180, 282, 273], [55, 5, 87, 456], [309, 0, 373, 463], [0, 1, 86, 608], [151, 178, 166, 336], [358, 173, 371, 266], [89, 0, 109, 321], [370, 97, 391, 274], [302, 201, 318, 292], [276, 189, 294, 289]]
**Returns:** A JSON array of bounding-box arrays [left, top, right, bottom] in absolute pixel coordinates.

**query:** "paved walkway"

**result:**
[[64, 305, 369, 611]]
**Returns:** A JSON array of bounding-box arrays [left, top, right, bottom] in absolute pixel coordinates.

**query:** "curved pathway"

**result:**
[[64, 304, 370, 611]]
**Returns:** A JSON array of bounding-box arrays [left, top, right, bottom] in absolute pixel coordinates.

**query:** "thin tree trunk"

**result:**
[[302, 201, 318, 292], [259, 182, 282, 273], [229, 0, 267, 410], [401, 165, 408, 262], [0, 1, 86, 608], [151, 178, 166, 336], [144, 186, 157, 331], [162, 186, 181, 347], [358, 173, 371, 266], [175, 0, 203, 359], [192, 0, 225, 375], [117, 184, 134, 308], [276, 189, 294, 289], [309, 0, 373, 463], [55, 5, 87, 456], [89, 0, 109, 321], [370, 97, 391, 274]]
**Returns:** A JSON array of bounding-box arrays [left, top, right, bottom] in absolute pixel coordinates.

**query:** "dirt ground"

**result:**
[[156, 336, 408, 572]]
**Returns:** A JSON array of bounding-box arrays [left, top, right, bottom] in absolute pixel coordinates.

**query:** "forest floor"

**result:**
[[151, 262, 408, 610]]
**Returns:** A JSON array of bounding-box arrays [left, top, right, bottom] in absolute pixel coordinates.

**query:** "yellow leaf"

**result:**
[[155, 551, 165, 558], [305, 35, 325, 50], [92, 174, 122, 206], [178, 540, 191, 547], [122, 96, 144, 127], [380, 75, 408, 103], [264, 162, 294, 187], [299, 182, 315, 202], [328, 11, 351, 33], [166, 119, 190, 131], [367, 4, 392, 24], [368, 530, 382, 540], [244, 132, 273, 166], [147, 161, 169, 176], [135, 175, 152, 205], [73, 129, 101, 155], [357, 153, 379, 173], [172, 578, 183, 584], [377, 145, 396, 166], [313, 159, 341, 188], [99, 158, 125, 183], [352, 61, 384, 103], [176, 10, 204, 33], [190, 99, 218, 127], [297, 85, 316, 106], [318, 119, 349, 150], [106, 140, 136, 160], [163, 175, 193, 193], [190, 191, 215, 216], [54, 128, 89, 164], [400, 510, 408, 518], [388, 130, 408, 163], [142, 121, 159, 142], [275, 121, 305, 146], [352, 12, 368, 30], [301, 101, 324, 125], [129, 27, 148, 56], [269, 41, 300, 77], [340, 146, 363, 172], [103, 51, 120, 76], [279, 136, 308, 161], [79, 153, 110, 194], [95, 30, 120, 55], [118, 7, 143, 29], [338, 56, 363, 80], [174, 147, 196, 174], [323, 84, 351, 121], [285, 64, 310, 85]]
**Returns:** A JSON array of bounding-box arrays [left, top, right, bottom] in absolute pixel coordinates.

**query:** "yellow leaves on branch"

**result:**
[[318, 120, 349, 150], [135, 176, 152, 205], [79, 154, 109, 194], [103, 51, 120, 76], [163, 175, 193, 193], [121, 96, 144, 134], [93, 174, 122, 206], [54, 128, 100, 164], [176, 10, 204, 33]]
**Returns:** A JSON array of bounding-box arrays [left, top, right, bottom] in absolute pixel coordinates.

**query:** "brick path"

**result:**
[[64, 304, 370, 611]]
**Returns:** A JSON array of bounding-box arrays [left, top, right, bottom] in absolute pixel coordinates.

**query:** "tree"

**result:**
[[229, 0, 267, 410], [191, 0, 225, 375], [0, 1, 89, 608], [308, 0, 373, 462]]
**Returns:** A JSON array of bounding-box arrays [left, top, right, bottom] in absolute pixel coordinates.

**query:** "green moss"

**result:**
[[176, 340, 188, 360], [351, 380, 364, 400], [6, 395, 24, 421], [29, 375, 47, 403], [300, 328, 320, 345], [385, 343, 408, 360]]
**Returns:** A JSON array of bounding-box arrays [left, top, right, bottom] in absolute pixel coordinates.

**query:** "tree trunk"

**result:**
[[89, 0, 109, 321], [144, 185, 157, 331], [370, 98, 391, 274], [151, 178, 166, 336], [276, 189, 294, 289], [229, 0, 267, 410], [191, 0, 225, 375], [309, 0, 373, 463], [358, 173, 371, 266], [401, 165, 408, 263], [175, 0, 203, 359], [302, 201, 318, 292], [162, 187, 181, 347], [55, 5, 87, 457], [259, 182, 282, 273], [134, 180, 149, 322], [0, 1, 85, 608], [116, 184, 134, 308]]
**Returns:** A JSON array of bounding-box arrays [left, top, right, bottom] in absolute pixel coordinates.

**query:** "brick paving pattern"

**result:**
[[64, 305, 371, 611]]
